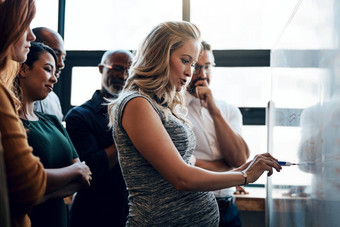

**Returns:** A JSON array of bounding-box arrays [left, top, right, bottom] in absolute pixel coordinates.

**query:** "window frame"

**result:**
[[57, 50, 269, 126], [47, 0, 277, 190], [55, 0, 268, 126]]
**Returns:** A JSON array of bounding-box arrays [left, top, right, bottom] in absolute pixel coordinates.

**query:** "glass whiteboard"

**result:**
[[268, 0, 340, 226]]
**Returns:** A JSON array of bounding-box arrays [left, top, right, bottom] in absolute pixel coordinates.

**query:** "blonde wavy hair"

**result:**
[[108, 21, 201, 125], [0, 0, 36, 109]]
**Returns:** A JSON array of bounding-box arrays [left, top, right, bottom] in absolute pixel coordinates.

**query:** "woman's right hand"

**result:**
[[238, 153, 281, 184], [73, 161, 92, 187]]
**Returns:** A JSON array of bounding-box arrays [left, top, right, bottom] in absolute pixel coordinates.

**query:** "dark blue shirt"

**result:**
[[65, 90, 127, 227]]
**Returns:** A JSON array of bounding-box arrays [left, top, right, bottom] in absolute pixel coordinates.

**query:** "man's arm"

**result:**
[[195, 158, 233, 172], [65, 108, 117, 177], [104, 144, 118, 169], [210, 106, 249, 167], [196, 80, 250, 167]]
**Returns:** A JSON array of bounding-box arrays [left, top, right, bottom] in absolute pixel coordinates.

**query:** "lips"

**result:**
[[180, 78, 187, 86], [45, 85, 53, 92]]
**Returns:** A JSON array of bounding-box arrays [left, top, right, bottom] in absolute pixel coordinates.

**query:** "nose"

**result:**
[[118, 70, 129, 80], [28, 27, 36, 42], [50, 72, 58, 84], [186, 65, 192, 78], [57, 56, 65, 71], [198, 67, 207, 79]]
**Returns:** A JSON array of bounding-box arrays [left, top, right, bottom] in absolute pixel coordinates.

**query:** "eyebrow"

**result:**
[[182, 54, 193, 60], [53, 49, 67, 56], [104, 64, 126, 69], [45, 63, 55, 69]]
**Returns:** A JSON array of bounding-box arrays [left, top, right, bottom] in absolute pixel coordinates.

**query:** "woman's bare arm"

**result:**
[[122, 97, 281, 192]]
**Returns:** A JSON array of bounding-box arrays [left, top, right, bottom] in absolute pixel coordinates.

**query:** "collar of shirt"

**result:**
[[185, 90, 200, 106], [88, 90, 115, 113]]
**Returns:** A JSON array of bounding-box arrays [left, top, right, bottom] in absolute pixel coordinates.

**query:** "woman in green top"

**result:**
[[14, 42, 93, 227]]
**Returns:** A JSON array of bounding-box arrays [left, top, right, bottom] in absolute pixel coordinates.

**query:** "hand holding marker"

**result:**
[[277, 161, 315, 166]]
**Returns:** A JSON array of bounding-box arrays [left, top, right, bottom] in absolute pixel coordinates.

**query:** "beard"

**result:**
[[104, 77, 126, 95]]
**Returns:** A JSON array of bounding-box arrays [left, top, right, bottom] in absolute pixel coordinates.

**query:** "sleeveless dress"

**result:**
[[113, 92, 219, 226]]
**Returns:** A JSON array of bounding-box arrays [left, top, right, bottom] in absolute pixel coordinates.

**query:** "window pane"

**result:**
[[71, 67, 270, 108], [71, 67, 101, 106], [242, 125, 267, 184], [191, 0, 300, 49], [271, 68, 324, 108], [209, 67, 270, 107], [31, 0, 59, 31], [64, 0, 182, 50]]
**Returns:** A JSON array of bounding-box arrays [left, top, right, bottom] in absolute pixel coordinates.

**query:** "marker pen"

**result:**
[[277, 161, 296, 166], [277, 161, 315, 166]]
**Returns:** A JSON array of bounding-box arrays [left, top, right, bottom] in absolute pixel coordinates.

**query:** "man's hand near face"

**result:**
[[195, 79, 220, 117]]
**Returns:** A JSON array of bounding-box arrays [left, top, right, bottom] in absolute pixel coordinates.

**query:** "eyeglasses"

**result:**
[[101, 64, 129, 75], [193, 63, 215, 74]]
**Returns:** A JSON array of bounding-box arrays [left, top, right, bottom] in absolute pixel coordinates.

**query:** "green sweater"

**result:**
[[21, 112, 78, 227]]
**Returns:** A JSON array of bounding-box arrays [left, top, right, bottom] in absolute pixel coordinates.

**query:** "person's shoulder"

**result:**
[[125, 95, 152, 108], [121, 90, 143, 99], [0, 81, 11, 100], [116, 91, 159, 115], [0, 82, 16, 112], [215, 99, 238, 110], [116, 91, 146, 106], [36, 112, 60, 124], [65, 101, 92, 119]]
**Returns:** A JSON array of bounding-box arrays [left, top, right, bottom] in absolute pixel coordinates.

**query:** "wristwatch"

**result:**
[[240, 171, 248, 186]]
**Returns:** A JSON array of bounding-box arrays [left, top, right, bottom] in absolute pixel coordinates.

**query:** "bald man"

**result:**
[[33, 27, 66, 121], [65, 50, 133, 227]]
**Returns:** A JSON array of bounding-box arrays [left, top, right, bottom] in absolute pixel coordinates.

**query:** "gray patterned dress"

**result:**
[[113, 92, 219, 227]]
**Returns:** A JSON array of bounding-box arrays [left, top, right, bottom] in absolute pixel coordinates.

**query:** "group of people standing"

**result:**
[[0, 1, 281, 227]]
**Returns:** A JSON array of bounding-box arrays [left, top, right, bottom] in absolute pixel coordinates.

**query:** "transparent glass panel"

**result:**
[[191, 0, 300, 49], [242, 125, 267, 185], [64, 0, 182, 50], [271, 68, 324, 108], [268, 0, 340, 226], [71, 67, 101, 106], [209, 67, 270, 107], [31, 0, 59, 31]]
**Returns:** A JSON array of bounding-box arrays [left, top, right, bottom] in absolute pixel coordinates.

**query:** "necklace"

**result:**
[[21, 108, 32, 128]]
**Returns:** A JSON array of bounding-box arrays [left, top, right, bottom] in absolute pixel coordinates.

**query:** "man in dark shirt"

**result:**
[[65, 50, 133, 227]]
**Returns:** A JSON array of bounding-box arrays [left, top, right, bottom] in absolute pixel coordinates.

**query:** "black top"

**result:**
[[65, 90, 127, 227]]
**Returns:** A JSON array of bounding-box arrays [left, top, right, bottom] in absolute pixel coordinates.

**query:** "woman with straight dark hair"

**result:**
[[14, 42, 92, 227]]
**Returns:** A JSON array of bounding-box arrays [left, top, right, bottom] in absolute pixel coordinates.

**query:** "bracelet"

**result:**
[[240, 171, 248, 186], [188, 155, 196, 166]]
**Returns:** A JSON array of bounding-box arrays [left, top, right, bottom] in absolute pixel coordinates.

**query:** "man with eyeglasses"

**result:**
[[186, 41, 250, 227], [65, 50, 133, 227], [33, 27, 66, 122]]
